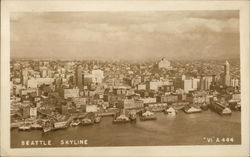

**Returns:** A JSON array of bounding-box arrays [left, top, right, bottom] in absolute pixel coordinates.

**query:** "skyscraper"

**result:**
[[75, 65, 83, 89], [224, 60, 231, 86]]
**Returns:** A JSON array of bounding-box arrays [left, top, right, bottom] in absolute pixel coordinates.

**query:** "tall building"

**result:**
[[21, 68, 28, 86], [92, 69, 104, 84], [224, 60, 231, 86], [182, 78, 200, 93], [75, 65, 83, 89], [200, 76, 213, 90], [158, 58, 171, 69]]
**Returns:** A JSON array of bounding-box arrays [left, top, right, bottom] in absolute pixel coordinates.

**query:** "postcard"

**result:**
[[1, 0, 249, 156]]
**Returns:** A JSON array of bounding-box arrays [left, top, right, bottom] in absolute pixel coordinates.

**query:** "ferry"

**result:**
[[53, 121, 68, 130], [31, 123, 43, 129], [81, 118, 94, 126], [128, 111, 137, 121], [200, 103, 209, 110], [94, 116, 101, 123], [184, 106, 202, 114], [140, 111, 157, 121], [43, 126, 53, 133], [164, 107, 177, 115], [18, 124, 31, 131], [70, 119, 81, 127], [221, 107, 232, 115], [229, 101, 241, 111], [236, 102, 241, 111], [113, 114, 130, 124], [43, 121, 54, 133]]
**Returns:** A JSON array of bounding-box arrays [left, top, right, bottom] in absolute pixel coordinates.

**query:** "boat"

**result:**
[[53, 121, 68, 130], [31, 123, 43, 129], [184, 106, 202, 113], [81, 118, 94, 126], [140, 111, 157, 121], [151, 108, 165, 112], [221, 107, 232, 115], [43, 126, 53, 133], [43, 121, 54, 133], [128, 111, 137, 121], [94, 116, 101, 123], [200, 103, 209, 110], [113, 114, 130, 124], [236, 102, 241, 111], [164, 107, 177, 115], [18, 124, 31, 131], [70, 119, 81, 127], [229, 101, 241, 111]]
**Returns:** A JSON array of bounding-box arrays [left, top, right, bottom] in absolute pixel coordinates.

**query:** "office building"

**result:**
[[75, 65, 83, 89]]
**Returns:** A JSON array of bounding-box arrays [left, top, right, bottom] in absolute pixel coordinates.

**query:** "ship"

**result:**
[[30, 123, 43, 129], [200, 103, 209, 111], [18, 124, 31, 131], [164, 106, 177, 115], [70, 119, 81, 127], [184, 106, 202, 113], [128, 110, 137, 121], [43, 126, 53, 133], [53, 121, 68, 130], [221, 107, 232, 115], [43, 121, 54, 133], [81, 118, 94, 126], [94, 116, 101, 123], [140, 111, 157, 121], [113, 114, 130, 124]]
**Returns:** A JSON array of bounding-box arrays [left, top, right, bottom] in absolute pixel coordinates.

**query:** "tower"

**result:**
[[224, 60, 231, 86], [75, 65, 83, 89]]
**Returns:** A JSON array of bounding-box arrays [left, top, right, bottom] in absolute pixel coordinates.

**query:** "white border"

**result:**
[[1, 1, 249, 156]]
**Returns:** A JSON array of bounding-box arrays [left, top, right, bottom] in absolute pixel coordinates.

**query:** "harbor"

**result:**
[[12, 101, 237, 133], [11, 109, 241, 147]]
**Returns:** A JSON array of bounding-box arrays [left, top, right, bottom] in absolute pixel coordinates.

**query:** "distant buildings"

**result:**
[[63, 88, 79, 99], [117, 99, 144, 110], [86, 105, 98, 112]]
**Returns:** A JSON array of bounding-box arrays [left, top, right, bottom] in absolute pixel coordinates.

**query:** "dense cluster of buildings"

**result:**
[[10, 58, 241, 129]]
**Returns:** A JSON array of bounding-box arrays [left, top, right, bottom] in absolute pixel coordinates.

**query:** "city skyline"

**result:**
[[11, 11, 239, 60]]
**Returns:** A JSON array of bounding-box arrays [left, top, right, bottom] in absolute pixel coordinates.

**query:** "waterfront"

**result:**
[[11, 110, 241, 148]]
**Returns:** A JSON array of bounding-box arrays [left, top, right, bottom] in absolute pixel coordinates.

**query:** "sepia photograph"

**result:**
[[1, 1, 249, 157]]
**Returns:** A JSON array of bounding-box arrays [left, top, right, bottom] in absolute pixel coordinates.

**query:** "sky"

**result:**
[[10, 11, 239, 60]]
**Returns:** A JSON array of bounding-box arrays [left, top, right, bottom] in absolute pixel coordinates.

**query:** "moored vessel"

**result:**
[[200, 103, 209, 110], [70, 119, 81, 127], [140, 111, 157, 121], [164, 106, 177, 115], [18, 124, 31, 131], [94, 116, 101, 123], [81, 118, 94, 126], [128, 110, 137, 121], [31, 123, 43, 129], [184, 106, 202, 113], [113, 114, 130, 124]]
